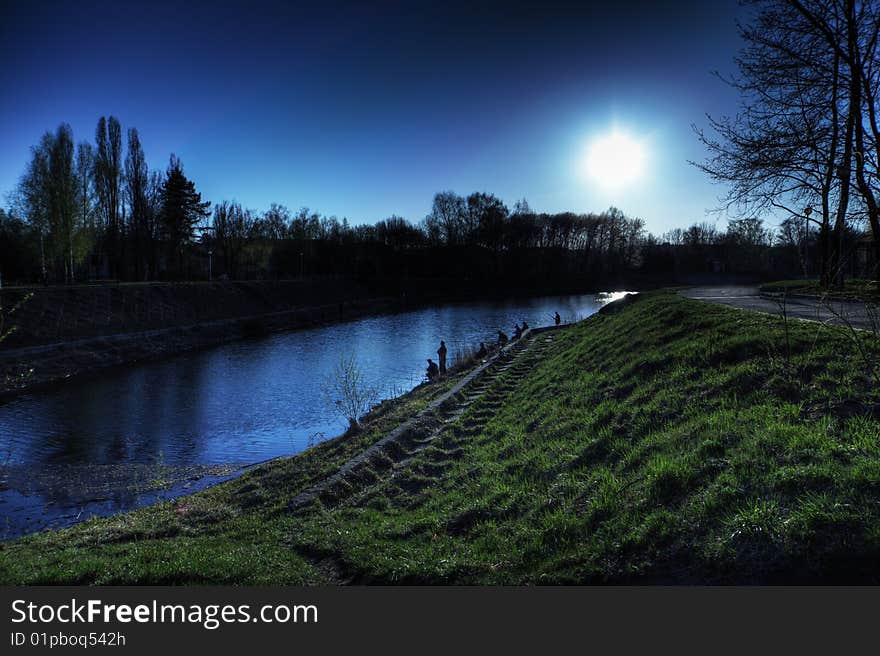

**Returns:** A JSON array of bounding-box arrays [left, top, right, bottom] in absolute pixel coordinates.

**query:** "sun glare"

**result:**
[[584, 130, 646, 189]]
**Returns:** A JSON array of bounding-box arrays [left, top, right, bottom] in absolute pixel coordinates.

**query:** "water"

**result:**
[[0, 291, 628, 538]]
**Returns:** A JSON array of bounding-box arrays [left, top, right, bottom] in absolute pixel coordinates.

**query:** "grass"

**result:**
[[3, 291, 880, 584], [761, 278, 880, 302]]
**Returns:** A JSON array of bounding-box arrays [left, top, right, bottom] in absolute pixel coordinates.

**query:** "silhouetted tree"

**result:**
[[788, 0, 880, 275], [159, 155, 210, 277], [48, 124, 78, 283], [427, 191, 466, 246], [466, 192, 508, 252], [212, 200, 254, 278], [94, 116, 123, 277], [0, 209, 36, 282], [695, 0, 880, 286], [75, 142, 96, 278], [259, 203, 291, 240], [124, 128, 152, 279], [13, 125, 80, 283]]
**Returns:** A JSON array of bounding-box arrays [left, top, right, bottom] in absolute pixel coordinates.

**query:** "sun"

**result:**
[[583, 130, 646, 189]]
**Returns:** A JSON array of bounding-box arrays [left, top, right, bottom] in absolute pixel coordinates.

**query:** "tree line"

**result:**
[[4, 117, 211, 284], [0, 113, 857, 288]]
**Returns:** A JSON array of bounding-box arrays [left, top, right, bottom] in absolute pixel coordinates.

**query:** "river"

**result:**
[[0, 291, 628, 539]]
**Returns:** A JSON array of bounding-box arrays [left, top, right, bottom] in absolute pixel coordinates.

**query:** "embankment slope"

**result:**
[[0, 280, 406, 395], [3, 292, 879, 583]]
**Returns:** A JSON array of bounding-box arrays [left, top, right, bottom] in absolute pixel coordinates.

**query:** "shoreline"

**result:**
[[0, 284, 617, 401], [6, 292, 880, 583], [0, 326, 539, 542], [0, 294, 403, 400]]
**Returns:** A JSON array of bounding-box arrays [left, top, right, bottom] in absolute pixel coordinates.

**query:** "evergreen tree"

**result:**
[[159, 154, 210, 277]]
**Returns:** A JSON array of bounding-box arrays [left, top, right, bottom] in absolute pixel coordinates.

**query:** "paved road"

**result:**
[[679, 286, 880, 331]]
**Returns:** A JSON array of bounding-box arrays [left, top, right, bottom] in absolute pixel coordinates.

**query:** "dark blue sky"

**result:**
[[1, 0, 749, 233]]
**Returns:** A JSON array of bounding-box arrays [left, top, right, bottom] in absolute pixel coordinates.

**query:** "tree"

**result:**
[[0, 209, 37, 282], [693, 0, 856, 286], [727, 217, 773, 247], [95, 116, 123, 277], [375, 215, 424, 249], [48, 124, 78, 283], [778, 215, 817, 275], [75, 142, 96, 278], [159, 155, 210, 277], [15, 134, 50, 282], [787, 0, 880, 277], [14, 125, 79, 283], [259, 203, 290, 240], [125, 128, 152, 279], [212, 200, 254, 278], [466, 192, 509, 251], [290, 207, 321, 241], [322, 354, 380, 429], [145, 169, 165, 277], [427, 191, 466, 246]]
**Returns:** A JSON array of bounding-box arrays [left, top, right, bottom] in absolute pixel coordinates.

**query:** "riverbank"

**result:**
[[0, 279, 417, 397], [0, 294, 405, 398], [0, 279, 615, 398], [4, 290, 880, 583]]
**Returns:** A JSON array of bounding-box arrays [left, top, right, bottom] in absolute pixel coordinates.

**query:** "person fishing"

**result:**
[[498, 330, 508, 346], [513, 323, 522, 339], [426, 358, 439, 381], [437, 340, 447, 375], [521, 319, 529, 331], [554, 311, 561, 326]]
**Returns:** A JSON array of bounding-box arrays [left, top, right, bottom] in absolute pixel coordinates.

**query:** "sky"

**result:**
[[0, 0, 751, 235]]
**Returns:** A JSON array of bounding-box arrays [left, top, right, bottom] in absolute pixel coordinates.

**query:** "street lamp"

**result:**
[[803, 206, 812, 276]]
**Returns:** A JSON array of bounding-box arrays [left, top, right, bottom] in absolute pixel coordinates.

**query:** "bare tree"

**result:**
[[212, 200, 255, 278], [323, 354, 380, 429], [260, 203, 291, 240], [789, 0, 880, 275], [427, 191, 467, 246], [693, 0, 857, 286]]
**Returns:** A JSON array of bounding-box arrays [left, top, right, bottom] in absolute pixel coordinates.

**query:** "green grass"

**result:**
[[3, 291, 880, 584], [761, 278, 880, 302]]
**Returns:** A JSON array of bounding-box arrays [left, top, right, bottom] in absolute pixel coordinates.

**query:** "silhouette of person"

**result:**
[[554, 311, 561, 326], [426, 358, 439, 381], [498, 330, 508, 346], [513, 323, 522, 339], [521, 320, 529, 331], [476, 342, 487, 358], [437, 340, 447, 375]]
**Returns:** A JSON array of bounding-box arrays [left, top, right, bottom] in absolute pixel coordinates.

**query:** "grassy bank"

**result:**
[[761, 278, 880, 302], [3, 291, 880, 584]]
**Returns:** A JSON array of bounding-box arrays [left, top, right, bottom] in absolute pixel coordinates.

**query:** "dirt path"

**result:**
[[679, 286, 880, 330]]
